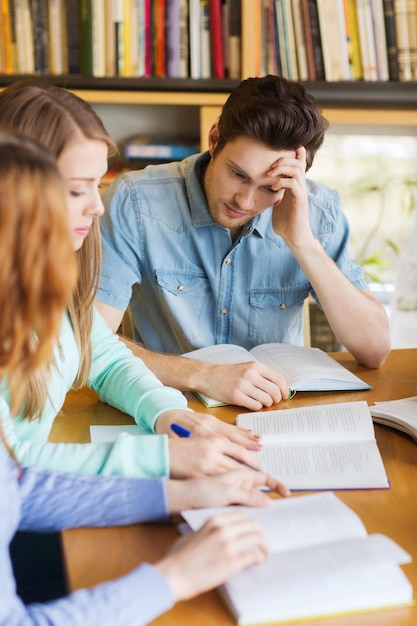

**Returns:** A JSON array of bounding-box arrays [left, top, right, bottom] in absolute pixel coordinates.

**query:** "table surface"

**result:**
[[50, 348, 417, 626]]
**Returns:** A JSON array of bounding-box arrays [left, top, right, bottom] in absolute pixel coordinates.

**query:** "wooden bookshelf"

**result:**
[[1, 1, 417, 145]]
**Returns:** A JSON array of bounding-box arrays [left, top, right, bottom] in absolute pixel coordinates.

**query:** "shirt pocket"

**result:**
[[155, 270, 212, 345], [248, 286, 309, 345]]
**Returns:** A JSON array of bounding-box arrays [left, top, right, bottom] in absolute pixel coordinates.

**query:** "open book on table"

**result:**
[[236, 401, 389, 490], [183, 343, 371, 407], [181, 491, 413, 625], [370, 396, 417, 442]]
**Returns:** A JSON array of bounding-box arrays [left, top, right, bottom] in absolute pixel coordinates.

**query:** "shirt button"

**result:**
[[225, 258, 232, 265], [221, 308, 228, 315], [245, 226, 252, 232], [177, 285, 184, 292], [279, 303, 286, 309]]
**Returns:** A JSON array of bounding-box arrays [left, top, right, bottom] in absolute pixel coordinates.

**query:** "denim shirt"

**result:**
[[99, 152, 367, 354]]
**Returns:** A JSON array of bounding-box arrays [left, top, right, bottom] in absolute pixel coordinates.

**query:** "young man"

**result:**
[[96, 75, 390, 410]]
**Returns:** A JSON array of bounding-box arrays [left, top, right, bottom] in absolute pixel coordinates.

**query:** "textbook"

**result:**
[[236, 401, 389, 490], [181, 491, 413, 625], [183, 343, 371, 407], [370, 396, 417, 442]]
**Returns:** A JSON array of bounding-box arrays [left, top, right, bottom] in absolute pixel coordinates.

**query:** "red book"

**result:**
[[209, 0, 225, 78], [154, 0, 166, 76]]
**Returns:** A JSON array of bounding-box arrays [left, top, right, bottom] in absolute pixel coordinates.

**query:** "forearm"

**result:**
[[18, 466, 168, 531], [121, 337, 211, 392], [295, 239, 390, 367]]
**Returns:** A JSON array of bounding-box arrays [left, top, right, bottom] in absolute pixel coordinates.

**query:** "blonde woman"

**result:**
[[0, 80, 262, 478], [0, 129, 289, 624]]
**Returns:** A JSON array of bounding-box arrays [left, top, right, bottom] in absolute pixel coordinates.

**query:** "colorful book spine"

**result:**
[[382, 0, 399, 80], [210, 0, 225, 77]]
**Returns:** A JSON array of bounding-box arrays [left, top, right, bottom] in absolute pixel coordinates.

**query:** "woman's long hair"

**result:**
[[0, 80, 117, 419], [0, 130, 77, 421]]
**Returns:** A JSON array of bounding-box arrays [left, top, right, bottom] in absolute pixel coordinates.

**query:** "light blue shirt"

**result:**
[[0, 455, 175, 625], [99, 152, 368, 354]]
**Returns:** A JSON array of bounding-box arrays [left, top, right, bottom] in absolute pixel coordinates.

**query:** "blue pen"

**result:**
[[170, 423, 192, 438]]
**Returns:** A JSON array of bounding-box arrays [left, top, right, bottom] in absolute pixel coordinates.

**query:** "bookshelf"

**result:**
[[1, 1, 417, 146]]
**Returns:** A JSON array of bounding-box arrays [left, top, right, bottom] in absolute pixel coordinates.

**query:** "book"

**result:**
[[370, 396, 417, 441], [290, 0, 309, 80], [344, 0, 364, 80], [181, 491, 412, 625], [124, 135, 199, 161], [226, 0, 241, 78], [356, 0, 379, 81], [236, 401, 389, 489], [210, 0, 225, 77], [183, 342, 372, 408], [383, 0, 399, 80], [317, 0, 351, 80], [393, 0, 415, 81], [306, 0, 325, 79]]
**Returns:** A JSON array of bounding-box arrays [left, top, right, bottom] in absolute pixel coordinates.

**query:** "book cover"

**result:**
[[200, 0, 211, 78], [307, 0, 325, 79], [65, 0, 79, 73], [48, 0, 68, 75], [383, 0, 399, 80], [316, 0, 351, 80], [344, 0, 363, 79], [30, 0, 50, 72], [166, 0, 181, 77], [291, 0, 309, 80], [178, 0, 189, 77], [189, 0, 201, 78], [153, 0, 166, 77], [371, 0, 390, 80], [78, 0, 93, 75], [91, 0, 106, 76], [226, 0, 241, 78], [356, 0, 378, 80], [210, 0, 225, 77], [393, 0, 414, 81]]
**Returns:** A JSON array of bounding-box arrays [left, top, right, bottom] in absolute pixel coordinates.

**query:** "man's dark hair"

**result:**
[[216, 75, 329, 171]]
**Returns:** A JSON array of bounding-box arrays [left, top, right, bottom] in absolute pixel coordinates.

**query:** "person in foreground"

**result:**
[[0, 79, 262, 478], [0, 130, 290, 625], [97, 74, 391, 409]]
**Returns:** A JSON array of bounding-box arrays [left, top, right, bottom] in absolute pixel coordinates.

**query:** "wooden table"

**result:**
[[51, 348, 417, 626]]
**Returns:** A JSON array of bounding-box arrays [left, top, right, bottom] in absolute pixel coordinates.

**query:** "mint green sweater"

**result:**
[[0, 309, 190, 477]]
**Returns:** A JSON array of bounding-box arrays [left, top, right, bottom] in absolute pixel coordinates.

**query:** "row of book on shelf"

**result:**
[[1, 1, 417, 82], [0, 0, 242, 80], [257, 0, 417, 83], [89, 343, 417, 623]]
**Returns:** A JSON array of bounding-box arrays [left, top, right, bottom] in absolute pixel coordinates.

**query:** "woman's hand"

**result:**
[[154, 512, 268, 602], [156, 409, 262, 451], [165, 468, 290, 513], [168, 435, 261, 478]]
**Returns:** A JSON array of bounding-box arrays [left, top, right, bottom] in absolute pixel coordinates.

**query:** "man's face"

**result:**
[[204, 130, 296, 239]]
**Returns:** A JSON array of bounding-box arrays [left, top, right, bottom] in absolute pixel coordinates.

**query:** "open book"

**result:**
[[183, 343, 371, 407], [370, 396, 417, 442], [181, 491, 412, 625], [236, 401, 389, 490]]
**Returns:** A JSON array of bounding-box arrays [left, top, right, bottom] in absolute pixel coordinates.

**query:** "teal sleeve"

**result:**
[[88, 308, 192, 432], [0, 400, 171, 477]]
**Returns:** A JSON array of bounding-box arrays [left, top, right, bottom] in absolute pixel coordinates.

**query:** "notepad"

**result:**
[[181, 492, 413, 625], [236, 401, 389, 490], [89, 424, 142, 443]]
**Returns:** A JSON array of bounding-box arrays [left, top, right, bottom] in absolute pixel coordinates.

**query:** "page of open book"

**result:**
[[182, 491, 368, 554], [236, 401, 376, 443]]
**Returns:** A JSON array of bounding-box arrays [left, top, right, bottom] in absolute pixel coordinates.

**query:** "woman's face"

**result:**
[[57, 138, 108, 251]]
